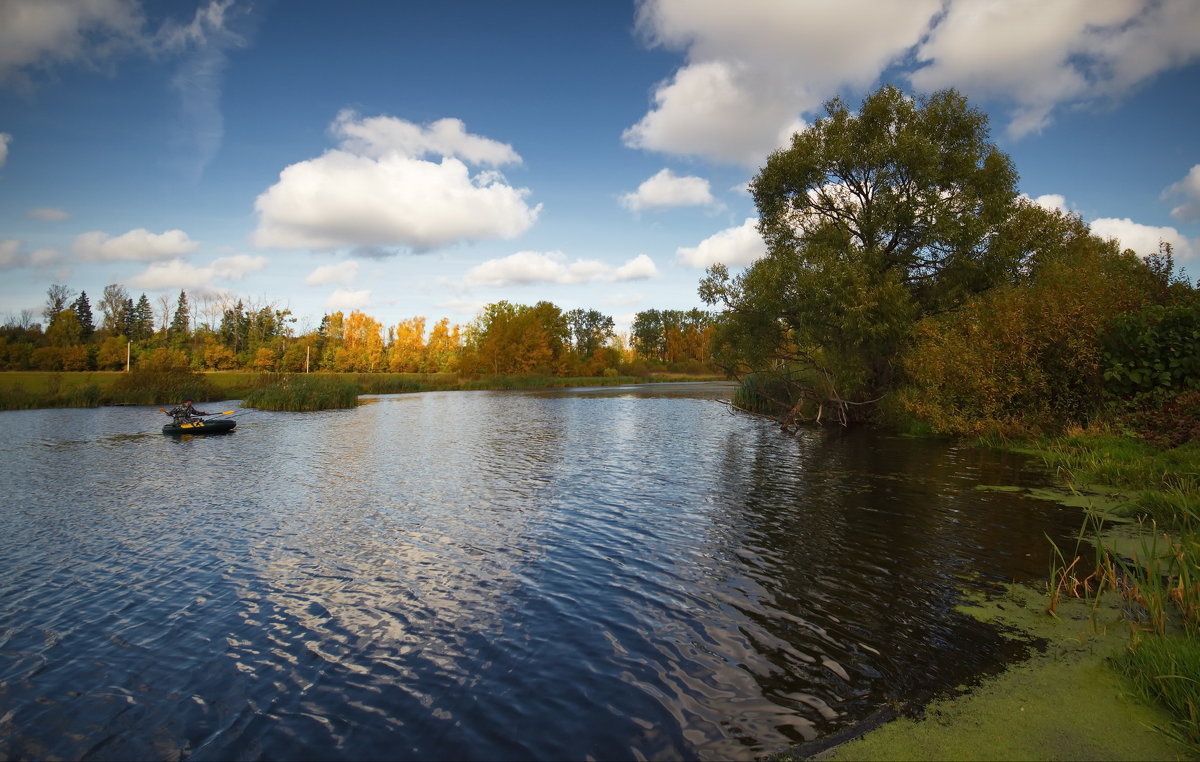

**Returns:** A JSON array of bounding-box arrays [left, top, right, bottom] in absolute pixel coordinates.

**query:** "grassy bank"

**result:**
[[780, 430, 1200, 761], [0, 370, 725, 410]]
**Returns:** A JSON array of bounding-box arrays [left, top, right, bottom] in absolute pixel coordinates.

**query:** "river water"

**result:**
[[0, 383, 1082, 761]]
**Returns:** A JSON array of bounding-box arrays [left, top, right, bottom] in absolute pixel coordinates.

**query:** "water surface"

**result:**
[[0, 383, 1080, 760]]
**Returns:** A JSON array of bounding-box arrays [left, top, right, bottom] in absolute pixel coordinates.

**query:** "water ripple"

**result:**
[[0, 386, 1079, 760]]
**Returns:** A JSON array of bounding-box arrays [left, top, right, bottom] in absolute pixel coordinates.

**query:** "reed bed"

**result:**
[[242, 374, 360, 411]]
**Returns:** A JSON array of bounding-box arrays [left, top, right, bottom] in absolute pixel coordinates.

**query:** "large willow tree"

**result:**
[[702, 85, 1021, 425]]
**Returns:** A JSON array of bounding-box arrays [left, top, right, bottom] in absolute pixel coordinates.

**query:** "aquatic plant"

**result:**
[[242, 374, 359, 411]]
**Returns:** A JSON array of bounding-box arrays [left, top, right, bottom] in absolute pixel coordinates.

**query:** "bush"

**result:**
[[1133, 391, 1200, 449]]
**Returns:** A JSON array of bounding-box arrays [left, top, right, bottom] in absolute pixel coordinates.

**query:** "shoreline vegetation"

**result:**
[[0, 369, 726, 412]]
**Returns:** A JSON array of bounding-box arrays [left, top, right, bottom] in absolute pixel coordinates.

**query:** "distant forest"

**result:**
[[0, 284, 718, 378]]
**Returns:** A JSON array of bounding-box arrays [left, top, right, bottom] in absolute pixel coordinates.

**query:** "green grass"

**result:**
[[1027, 429, 1200, 751], [1117, 633, 1200, 749]]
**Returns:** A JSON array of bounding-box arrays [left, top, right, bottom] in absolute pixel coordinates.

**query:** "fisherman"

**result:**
[[167, 398, 211, 426]]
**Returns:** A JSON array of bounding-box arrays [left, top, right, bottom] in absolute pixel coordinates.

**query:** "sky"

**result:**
[[1, 0, 1198, 336]]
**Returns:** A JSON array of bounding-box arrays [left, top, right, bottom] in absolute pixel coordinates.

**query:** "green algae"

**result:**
[[813, 586, 1188, 762]]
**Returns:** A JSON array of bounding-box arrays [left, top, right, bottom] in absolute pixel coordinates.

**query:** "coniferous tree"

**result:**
[[133, 294, 155, 341], [71, 291, 95, 341], [169, 291, 190, 344]]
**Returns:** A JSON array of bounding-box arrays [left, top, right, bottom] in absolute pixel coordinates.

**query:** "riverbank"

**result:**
[[805, 585, 1186, 761], [0, 370, 725, 410], [770, 428, 1200, 761]]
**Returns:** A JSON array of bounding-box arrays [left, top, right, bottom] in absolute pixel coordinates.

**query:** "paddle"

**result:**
[[158, 409, 236, 415]]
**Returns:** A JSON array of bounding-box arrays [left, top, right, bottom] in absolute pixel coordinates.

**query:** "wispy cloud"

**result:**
[[73, 228, 199, 262], [26, 207, 70, 221], [463, 251, 657, 288]]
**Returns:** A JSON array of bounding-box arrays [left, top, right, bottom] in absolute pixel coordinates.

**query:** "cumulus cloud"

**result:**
[[327, 288, 371, 312], [626, 0, 1200, 162], [614, 253, 659, 280], [626, 0, 938, 164], [464, 251, 658, 287], [1163, 164, 1200, 224], [305, 260, 360, 286], [1090, 217, 1194, 262], [73, 228, 199, 262], [914, 1, 1200, 138], [1023, 193, 1069, 213], [0, 132, 10, 166], [676, 217, 767, 268], [332, 110, 521, 166], [0, 0, 144, 86], [127, 253, 265, 290], [26, 207, 69, 221], [619, 169, 717, 212], [254, 112, 539, 252]]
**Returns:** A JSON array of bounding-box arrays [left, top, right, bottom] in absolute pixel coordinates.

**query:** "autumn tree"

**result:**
[[99, 284, 129, 334], [389, 317, 427, 372], [423, 317, 460, 372]]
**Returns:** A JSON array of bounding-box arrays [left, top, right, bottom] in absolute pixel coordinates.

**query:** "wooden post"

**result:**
[[306, 345, 310, 373], [126, 340, 131, 372]]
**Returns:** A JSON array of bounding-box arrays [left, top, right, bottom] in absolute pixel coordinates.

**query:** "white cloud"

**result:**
[[73, 228, 199, 262], [1163, 164, 1200, 224], [305, 260, 360, 286], [127, 253, 265, 290], [614, 253, 658, 280], [26, 207, 69, 221], [0, 0, 145, 86], [327, 288, 371, 312], [1090, 217, 1194, 262], [332, 110, 521, 167], [0, 132, 10, 166], [676, 217, 767, 268], [619, 169, 717, 212], [626, 0, 1200, 161], [464, 251, 659, 287], [253, 113, 540, 252], [912, 0, 1200, 138], [626, 0, 938, 164], [1021, 193, 1069, 213]]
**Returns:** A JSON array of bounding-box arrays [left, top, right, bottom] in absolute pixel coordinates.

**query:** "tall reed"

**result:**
[[242, 374, 359, 411]]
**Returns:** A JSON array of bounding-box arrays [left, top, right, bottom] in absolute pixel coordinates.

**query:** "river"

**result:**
[[0, 382, 1083, 761]]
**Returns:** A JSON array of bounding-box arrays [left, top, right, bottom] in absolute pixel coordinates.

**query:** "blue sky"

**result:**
[[1, 0, 1198, 336]]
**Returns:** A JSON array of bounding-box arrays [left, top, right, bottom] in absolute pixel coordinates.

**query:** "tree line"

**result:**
[[0, 285, 718, 377]]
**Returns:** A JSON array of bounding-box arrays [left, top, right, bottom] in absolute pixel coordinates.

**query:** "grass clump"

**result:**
[[1117, 633, 1200, 749], [1033, 429, 1200, 752], [242, 374, 359, 411]]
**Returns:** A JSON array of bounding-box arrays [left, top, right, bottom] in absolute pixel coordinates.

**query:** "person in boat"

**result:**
[[167, 398, 211, 426]]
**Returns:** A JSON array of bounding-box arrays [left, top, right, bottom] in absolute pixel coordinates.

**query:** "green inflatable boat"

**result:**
[[162, 418, 236, 435]]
